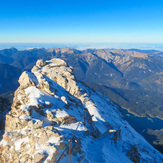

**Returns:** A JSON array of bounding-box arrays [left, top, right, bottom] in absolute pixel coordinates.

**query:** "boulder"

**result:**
[[34, 153, 46, 163], [36, 59, 46, 68], [18, 71, 38, 89], [5, 114, 28, 132], [37, 131, 49, 144], [59, 115, 77, 124], [48, 58, 67, 67]]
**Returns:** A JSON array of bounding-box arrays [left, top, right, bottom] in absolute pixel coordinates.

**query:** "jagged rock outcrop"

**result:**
[[0, 58, 163, 163]]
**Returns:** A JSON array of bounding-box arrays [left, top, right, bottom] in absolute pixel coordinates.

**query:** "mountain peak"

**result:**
[[0, 58, 162, 162]]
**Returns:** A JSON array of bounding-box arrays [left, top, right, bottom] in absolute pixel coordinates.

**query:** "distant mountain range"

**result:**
[[0, 47, 163, 152]]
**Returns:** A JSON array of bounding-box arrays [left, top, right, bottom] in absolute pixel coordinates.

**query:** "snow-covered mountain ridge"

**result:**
[[0, 58, 162, 163]]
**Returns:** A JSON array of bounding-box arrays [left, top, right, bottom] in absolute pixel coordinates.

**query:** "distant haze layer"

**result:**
[[0, 43, 163, 51]]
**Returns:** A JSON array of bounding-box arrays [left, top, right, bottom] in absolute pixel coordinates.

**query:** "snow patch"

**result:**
[[55, 110, 69, 118], [0, 140, 8, 146], [14, 137, 28, 151], [19, 114, 30, 120]]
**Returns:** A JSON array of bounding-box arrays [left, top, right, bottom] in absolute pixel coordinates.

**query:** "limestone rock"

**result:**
[[58, 142, 66, 150], [33, 120, 43, 129], [34, 153, 46, 163], [47, 58, 67, 67], [46, 126, 53, 131], [36, 59, 46, 68], [18, 71, 38, 89], [5, 114, 28, 132], [37, 134, 49, 144], [59, 115, 77, 124], [31, 65, 39, 72]]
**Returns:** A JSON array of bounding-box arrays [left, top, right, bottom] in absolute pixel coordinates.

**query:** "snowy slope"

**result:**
[[0, 58, 162, 163]]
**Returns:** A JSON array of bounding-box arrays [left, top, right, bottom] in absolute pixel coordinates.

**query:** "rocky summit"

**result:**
[[0, 58, 162, 163]]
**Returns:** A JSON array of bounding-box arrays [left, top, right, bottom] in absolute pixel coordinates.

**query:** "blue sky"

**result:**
[[0, 0, 163, 43]]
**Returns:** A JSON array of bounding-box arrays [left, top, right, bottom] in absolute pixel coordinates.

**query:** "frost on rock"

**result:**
[[0, 58, 163, 163]]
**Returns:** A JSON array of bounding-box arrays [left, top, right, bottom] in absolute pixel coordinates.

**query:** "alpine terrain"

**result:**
[[0, 58, 162, 162]]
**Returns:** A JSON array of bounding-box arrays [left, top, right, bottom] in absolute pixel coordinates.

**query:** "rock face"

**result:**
[[0, 64, 22, 94], [0, 97, 11, 131], [0, 58, 163, 163]]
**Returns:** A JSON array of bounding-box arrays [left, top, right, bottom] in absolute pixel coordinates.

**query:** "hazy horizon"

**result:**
[[1, 42, 163, 52]]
